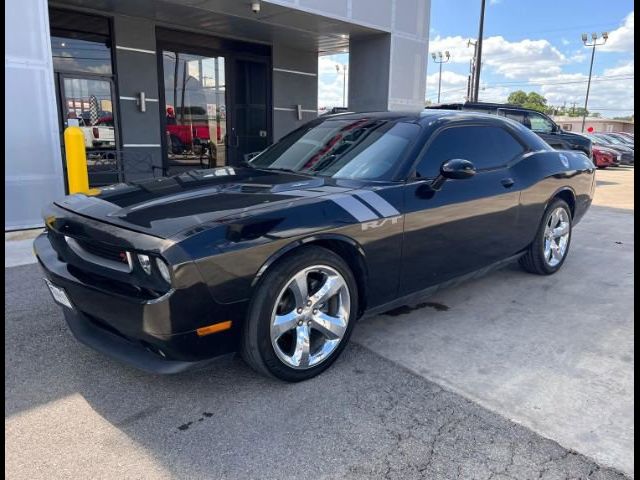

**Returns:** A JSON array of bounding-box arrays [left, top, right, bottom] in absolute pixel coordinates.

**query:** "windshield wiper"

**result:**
[[261, 166, 306, 175]]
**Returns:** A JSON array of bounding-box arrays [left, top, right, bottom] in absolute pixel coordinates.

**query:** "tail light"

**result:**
[[92, 127, 99, 139]]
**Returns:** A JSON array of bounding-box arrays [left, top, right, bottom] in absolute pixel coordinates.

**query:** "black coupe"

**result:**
[[35, 110, 596, 381]]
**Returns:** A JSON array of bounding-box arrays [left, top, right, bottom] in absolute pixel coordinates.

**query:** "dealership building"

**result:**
[[5, 0, 431, 230]]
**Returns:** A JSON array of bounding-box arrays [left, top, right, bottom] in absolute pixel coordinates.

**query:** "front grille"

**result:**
[[64, 235, 133, 273], [75, 238, 129, 265]]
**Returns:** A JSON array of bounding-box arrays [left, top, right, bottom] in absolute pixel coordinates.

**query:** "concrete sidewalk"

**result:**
[[5, 229, 42, 268]]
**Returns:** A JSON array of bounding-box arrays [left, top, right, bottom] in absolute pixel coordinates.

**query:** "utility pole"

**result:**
[[431, 51, 451, 103], [580, 32, 608, 132], [472, 0, 486, 102], [467, 39, 477, 102]]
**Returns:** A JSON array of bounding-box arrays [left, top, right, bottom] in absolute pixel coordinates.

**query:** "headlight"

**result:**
[[156, 258, 172, 284], [137, 254, 152, 274]]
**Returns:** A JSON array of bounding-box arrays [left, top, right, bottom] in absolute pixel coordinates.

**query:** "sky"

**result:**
[[318, 0, 634, 118]]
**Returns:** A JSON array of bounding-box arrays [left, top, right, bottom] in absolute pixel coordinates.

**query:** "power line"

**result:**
[[428, 75, 635, 98]]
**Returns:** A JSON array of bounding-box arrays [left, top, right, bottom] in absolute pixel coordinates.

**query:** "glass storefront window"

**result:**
[[51, 35, 112, 74], [162, 51, 227, 170]]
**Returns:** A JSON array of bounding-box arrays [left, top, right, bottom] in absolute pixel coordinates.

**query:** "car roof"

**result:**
[[427, 101, 547, 115], [322, 109, 510, 126]]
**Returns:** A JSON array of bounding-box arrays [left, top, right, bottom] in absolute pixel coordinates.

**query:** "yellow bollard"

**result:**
[[64, 124, 90, 194]]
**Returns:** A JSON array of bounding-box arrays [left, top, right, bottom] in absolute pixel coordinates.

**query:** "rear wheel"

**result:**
[[241, 246, 358, 381], [519, 199, 572, 275]]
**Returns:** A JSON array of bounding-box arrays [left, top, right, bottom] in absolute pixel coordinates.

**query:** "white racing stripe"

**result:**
[[271, 186, 400, 223], [330, 194, 379, 222], [353, 190, 400, 217]]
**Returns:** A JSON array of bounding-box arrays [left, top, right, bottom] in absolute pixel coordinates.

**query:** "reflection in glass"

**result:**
[[51, 35, 112, 74], [163, 51, 227, 171]]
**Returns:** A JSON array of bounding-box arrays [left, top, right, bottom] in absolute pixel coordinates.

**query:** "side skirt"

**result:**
[[361, 252, 526, 319]]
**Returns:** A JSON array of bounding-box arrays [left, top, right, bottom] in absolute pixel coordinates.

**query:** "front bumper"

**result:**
[[35, 233, 244, 373]]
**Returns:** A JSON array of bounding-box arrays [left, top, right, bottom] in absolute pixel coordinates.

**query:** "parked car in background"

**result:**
[[427, 102, 592, 158], [35, 110, 596, 381], [78, 115, 116, 149], [616, 132, 634, 141], [591, 145, 621, 169], [583, 133, 634, 165], [596, 132, 634, 149]]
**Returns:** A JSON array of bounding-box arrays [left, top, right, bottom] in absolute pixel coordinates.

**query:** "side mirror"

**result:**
[[441, 158, 476, 179], [429, 159, 476, 191]]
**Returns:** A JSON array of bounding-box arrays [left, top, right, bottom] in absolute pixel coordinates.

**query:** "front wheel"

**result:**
[[519, 199, 572, 275], [241, 246, 358, 381]]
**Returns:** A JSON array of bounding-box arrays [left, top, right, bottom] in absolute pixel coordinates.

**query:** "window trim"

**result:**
[[409, 121, 529, 180]]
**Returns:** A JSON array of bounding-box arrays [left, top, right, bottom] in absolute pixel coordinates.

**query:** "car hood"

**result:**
[[559, 130, 592, 147], [54, 167, 359, 239], [592, 146, 619, 156]]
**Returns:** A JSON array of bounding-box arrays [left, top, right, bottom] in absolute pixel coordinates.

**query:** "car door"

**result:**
[[400, 121, 525, 295]]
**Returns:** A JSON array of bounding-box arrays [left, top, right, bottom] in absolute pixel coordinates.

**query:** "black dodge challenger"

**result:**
[[35, 110, 596, 381]]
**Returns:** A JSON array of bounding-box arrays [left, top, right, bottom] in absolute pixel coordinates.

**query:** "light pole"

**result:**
[[472, 0, 486, 102], [431, 51, 451, 103], [335, 64, 347, 108], [580, 32, 608, 132]]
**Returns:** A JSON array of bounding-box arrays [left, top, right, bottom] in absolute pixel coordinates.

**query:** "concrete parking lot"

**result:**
[[5, 167, 634, 479]]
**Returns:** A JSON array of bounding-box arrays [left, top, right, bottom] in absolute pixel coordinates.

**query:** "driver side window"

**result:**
[[415, 125, 525, 178], [527, 112, 554, 133]]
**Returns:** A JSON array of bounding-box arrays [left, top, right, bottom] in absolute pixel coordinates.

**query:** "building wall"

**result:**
[[552, 116, 635, 134], [272, 44, 318, 140], [112, 16, 164, 181], [5, 0, 65, 230], [268, 0, 431, 112]]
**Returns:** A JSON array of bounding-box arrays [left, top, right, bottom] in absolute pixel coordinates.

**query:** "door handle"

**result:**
[[501, 178, 515, 188]]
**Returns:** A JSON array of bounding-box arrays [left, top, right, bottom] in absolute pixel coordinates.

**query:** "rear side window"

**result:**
[[416, 125, 525, 178]]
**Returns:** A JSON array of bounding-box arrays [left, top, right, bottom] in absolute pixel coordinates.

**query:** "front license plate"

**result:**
[[44, 279, 73, 309]]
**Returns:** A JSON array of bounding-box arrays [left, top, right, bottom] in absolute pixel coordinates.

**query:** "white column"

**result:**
[[5, 0, 65, 230]]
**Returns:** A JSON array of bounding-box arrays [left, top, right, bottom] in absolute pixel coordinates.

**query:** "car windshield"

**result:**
[[585, 134, 606, 146], [597, 134, 625, 145], [249, 118, 420, 180]]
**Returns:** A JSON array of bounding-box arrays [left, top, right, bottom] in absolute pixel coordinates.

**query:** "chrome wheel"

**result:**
[[543, 207, 570, 267], [270, 265, 351, 370]]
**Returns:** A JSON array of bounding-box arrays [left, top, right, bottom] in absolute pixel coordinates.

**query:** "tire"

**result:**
[[241, 246, 359, 382], [519, 198, 573, 275]]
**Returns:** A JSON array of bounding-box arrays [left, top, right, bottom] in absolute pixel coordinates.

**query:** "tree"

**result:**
[[507, 90, 549, 113], [549, 105, 590, 117]]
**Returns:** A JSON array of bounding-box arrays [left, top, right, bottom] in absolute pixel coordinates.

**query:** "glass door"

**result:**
[[57, 75, 119, 186], [161, 51, 227, 174]]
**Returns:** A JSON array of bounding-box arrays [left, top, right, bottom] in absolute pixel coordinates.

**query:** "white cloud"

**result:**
[[601, 11, 634, 53], [536, 63, 634, 116], [482, 36, 566, 78], [426, 70, 469, 102], [429, 35, 567, 79], [318, 54, 349, 109]]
